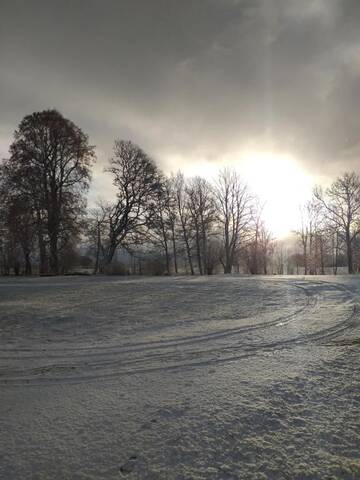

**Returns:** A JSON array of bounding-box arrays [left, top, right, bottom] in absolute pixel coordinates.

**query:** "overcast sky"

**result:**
[[1, 0, 360, 207]]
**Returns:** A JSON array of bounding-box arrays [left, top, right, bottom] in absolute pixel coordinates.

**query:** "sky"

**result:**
[[1, 0, 360, 237]]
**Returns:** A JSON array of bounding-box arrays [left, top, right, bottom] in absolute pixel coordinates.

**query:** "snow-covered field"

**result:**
[[1, 275, 360, 479]]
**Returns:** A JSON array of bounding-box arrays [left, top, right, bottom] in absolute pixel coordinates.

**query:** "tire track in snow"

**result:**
[[1, 279, 358, 386], [0, 279, 312, 358]]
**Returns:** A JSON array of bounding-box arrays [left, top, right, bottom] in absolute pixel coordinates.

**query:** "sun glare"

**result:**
[[240, 152, 314, 239], [176, 150, 314, 239]]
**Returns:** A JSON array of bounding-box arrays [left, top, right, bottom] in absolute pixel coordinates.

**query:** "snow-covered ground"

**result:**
[[1, 275, 360, 479]]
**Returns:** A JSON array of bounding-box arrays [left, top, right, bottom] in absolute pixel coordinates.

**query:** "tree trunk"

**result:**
[[164, 240, 170, 274], [104, 241, 118, 269], [24, 251, 32, 275], [37, 211, 47, 275], [171, 225, 178, 274], [93, 221, 101, 274], [224, 259, 232, 274], [181, 221, 194, 275], [194, 223, 203, 275], [224, 223, 232, 274], [309, 234, 314, 275], [49, 232, 59, 275], [346, 230, 353, 274], [303, 243, 307, 275], [319, 237, 325, 275], [263, 256, 267, 275], [14, 262, 20, 276], [333, 232, 339, 275], [200, 214, 208, 275], [252, 228, 259, 274], [159, 211, 170, 274]]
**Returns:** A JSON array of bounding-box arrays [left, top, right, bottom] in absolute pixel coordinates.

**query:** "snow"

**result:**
[[1, 275, 360, 479]]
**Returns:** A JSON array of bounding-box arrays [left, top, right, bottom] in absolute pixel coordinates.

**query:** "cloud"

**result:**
[[1, 0, 360, 198]]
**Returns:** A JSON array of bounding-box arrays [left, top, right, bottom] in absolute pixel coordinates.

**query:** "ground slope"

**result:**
[[0, 275, 359, 479]]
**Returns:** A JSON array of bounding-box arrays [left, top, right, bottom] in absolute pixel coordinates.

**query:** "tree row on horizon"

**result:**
[[0, 109, 359, 276]]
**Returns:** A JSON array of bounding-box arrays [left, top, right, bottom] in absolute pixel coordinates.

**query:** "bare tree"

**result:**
[[149, 175, 174, 274], [174, 172, 194, 275], [102, 140, 160, 268], [314, 172, 360, 274], [5, 109, 94, 275], [214, 168, 253, 274], [294, 198, 331, 275], [296, 201, 318, 274], [296, 205, 310, 275], [274, 242, 286, 275], [186, 177, 216, 275], [247, 200, 273, 275], [330, 228, 341, 274], [258, 223, 274, 275], [86, 205, 108, 274], [165, 176, 179, 274]]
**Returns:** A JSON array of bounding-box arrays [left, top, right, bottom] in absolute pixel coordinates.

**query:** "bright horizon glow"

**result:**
[[240, 152, 314, 239], [179, 150, 315, 240]]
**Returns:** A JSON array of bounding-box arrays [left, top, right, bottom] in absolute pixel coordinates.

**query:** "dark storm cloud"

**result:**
[[1, 0, 360, 192]]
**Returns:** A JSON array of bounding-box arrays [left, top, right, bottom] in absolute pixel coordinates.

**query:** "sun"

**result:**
[[170, 149, 314, 239], [240, 152, 314, 239]]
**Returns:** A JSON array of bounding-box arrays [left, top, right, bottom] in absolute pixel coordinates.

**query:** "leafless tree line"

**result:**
[[0, 110, 277, 276], [2, 110, 360, 276], [292, 172, 360, 275], [86, 143, 274, 276]]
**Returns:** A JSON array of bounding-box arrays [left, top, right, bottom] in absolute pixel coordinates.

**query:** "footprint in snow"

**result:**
[[120, 455, 137, 475]]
